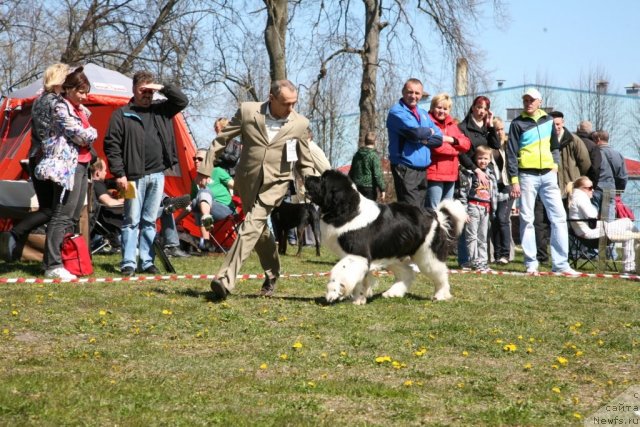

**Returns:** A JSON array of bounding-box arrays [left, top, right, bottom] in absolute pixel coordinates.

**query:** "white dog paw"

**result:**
[[432, 292, 452, 301], [382, 283, 407, 298], [382, 289, 406, 298], [352, 296, 367, 305]]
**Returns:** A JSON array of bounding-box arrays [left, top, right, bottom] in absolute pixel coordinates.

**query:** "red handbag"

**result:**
[[61, 234, 94, 276]]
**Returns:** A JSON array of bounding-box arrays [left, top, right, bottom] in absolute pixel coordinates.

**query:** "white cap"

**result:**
[[522, 88, 542, 100]]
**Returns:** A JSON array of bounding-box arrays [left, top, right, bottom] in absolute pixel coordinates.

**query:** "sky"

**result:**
[[460, 0, 640, 94]]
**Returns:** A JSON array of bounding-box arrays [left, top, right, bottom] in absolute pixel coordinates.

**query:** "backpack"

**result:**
[[61, 234, 94, 276]]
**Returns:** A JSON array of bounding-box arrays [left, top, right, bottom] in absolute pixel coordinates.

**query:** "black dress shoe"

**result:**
[[140, 265, 160, 275], [121, 266, 136, 277], [210, 278, 229, 301], [260, 277, 277, 297], [165, 246, 190, 258]]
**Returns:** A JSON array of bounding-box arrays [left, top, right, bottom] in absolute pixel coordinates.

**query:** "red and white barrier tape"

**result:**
[[0, 268, 637, 284]]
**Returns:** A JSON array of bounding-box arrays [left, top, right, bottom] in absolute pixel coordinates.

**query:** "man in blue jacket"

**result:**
[[387, 78, 443, 208]]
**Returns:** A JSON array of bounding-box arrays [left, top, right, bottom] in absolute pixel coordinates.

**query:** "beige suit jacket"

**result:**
[[198, 102, 317, 209]]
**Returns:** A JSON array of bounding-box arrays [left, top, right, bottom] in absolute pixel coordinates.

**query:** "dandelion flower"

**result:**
[[457, 382, 464, 389], [403, 380, 413, 387], [495, 338, 504, 344], [552, 387, 561, 393], [259, 363, 268, 370], [375, 356, 392, 364], [11, 310, 18, 316], [162, 309, 172, 315], [575, 350, 584, 357], [292, 341, 303, 349], [462, 351, 469, 357], [556, 356, 568, 366], [307, 381, 316, 388], [573, 413, 582, 420], [89, 337, 96, 344], [99, 310, 107, 316], [526, 347, 533, 354], [2, 328, 9, 335], [279, 353, 288, 360], [414, 348, 427, 357], [523, 363, 532, 370], [503, 343, 517, 352]]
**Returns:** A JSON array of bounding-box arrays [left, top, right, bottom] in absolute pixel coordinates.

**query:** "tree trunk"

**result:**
[[358, 0, 383, 146], [264, 0, 288, 81]]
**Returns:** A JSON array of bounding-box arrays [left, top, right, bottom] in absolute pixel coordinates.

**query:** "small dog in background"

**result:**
[[271, 201, 321, 256]]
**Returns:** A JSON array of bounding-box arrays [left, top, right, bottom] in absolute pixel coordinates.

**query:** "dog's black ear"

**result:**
[[304, 175, 322, 205]]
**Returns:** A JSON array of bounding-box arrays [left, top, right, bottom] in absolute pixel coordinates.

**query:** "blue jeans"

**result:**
[[425, 181, 455, 210], [519, 171, 569, 272], [121, 172, 165, 270]]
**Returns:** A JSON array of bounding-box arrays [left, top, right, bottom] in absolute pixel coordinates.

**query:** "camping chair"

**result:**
[[209, 195, 245, 253], [89, 197, 123, 256], [568, 218, 618, 272]]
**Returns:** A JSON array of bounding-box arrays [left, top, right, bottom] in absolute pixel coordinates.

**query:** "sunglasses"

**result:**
[[582, 186, 594, 191], [193, 156, 204, 162]]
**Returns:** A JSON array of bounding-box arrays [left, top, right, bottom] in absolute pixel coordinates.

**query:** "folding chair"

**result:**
[[209, 195, 245, 253], [89, 201, 123, 255], [568, 219, 618, 272], [568, 225, 600, 270]]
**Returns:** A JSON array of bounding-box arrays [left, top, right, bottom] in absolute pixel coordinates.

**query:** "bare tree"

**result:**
[[570, 67, 621, 137], [304, 0, 505, 146], [263, 0, 288, 81]]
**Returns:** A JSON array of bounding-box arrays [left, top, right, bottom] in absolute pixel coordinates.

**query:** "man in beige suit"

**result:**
[[198, 80, 318, 300]]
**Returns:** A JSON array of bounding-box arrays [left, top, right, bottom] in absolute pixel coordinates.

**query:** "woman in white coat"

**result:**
[[567, 176, 639, 274]]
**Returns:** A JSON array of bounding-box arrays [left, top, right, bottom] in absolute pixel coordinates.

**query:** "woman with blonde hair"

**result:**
[[567, 176, 639, 274], [0, 63, 69, 262], [424, 92, 471, 209]]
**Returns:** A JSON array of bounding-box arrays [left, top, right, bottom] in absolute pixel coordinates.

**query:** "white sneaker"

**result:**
[[526, 266, 539, 274], [45, 267, 77, 280], [553, 268, 581, 276]]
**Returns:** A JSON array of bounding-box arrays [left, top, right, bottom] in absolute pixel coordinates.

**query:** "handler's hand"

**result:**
[[510, 183, 521, 199], [116, 176, 128, 192]]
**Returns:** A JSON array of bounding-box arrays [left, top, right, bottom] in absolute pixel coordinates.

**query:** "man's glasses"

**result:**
[[193, 156, 204, 162]]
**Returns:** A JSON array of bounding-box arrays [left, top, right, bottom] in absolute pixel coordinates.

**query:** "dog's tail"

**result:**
[[435, 199, 467, 239]]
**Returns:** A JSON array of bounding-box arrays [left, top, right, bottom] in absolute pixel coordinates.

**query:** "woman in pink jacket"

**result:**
[[425, 93, 471, 209]]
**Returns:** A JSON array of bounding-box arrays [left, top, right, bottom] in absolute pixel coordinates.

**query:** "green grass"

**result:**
[[0, 248, 637, 426]]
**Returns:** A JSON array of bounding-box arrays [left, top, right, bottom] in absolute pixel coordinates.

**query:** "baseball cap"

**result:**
[[522, 88, 542, 100]]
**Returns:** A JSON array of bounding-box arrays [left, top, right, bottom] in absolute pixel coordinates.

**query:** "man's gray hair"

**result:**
[[577, 120, 593, 134], [270, 80, 297, 98]]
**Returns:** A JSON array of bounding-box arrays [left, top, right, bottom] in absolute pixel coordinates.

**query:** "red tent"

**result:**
[[0, 63, 201, 236]]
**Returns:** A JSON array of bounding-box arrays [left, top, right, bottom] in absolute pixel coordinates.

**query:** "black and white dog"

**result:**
[[305, 170, 466, 305]]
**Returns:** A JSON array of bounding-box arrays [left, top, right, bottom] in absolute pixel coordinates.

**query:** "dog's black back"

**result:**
[[271, 202, 321, 256]]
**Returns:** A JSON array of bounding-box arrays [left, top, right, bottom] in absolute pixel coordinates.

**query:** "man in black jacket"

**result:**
[[104, 71, 188, 276]]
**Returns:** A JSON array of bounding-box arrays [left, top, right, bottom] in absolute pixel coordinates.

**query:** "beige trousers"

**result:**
[[216, 197, 279, 290]]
